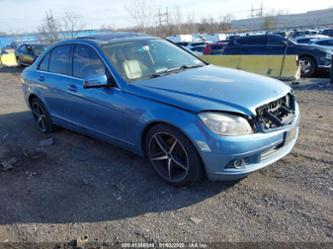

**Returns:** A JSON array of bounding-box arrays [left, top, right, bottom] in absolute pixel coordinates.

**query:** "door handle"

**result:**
[[68, 84, 78, 92], [38, 75, 45, 82]]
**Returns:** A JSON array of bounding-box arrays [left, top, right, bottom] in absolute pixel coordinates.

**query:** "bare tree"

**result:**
[[38, 10, 61, 43], [100, 24, 116, 32], [263, 16, 277, 31], [62, 11, 85, 39], [125, 0, 156, 32], [185, 12, 198, 34], [173, 6, 183, 34]]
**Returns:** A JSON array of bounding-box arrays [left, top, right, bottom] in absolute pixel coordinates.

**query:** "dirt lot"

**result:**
[[0, 67, 332, 245]]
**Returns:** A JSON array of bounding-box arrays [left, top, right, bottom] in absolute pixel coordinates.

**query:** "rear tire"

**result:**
[[299, 56, 316, 78], [145, 124, 203, 187], [30, 98, 54, 134]]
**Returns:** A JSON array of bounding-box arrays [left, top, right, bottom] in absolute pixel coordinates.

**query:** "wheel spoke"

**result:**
[[172, 156, 187, 171], [167, 159, 172, 180], [153, 135, 168, 154], [168, 139, 177, 154], [37, 117, 43, 125], [37, 117, 46, 130], [149, 131, 190, 183], [151, 154, 168, 161]]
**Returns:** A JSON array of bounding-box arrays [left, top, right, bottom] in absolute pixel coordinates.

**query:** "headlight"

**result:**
[[199, 112, 253, 136], [326, 53, 332, 60]]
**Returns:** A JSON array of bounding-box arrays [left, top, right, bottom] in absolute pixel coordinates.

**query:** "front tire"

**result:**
[[30, 98, 54, 134], [145, 124, 203, 186], [299, 56, 316, 78]]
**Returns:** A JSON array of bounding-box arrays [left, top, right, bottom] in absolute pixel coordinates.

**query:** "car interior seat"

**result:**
[[122, 60, 143, 79]]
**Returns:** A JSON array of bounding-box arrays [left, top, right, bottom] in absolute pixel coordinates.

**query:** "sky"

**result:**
[[0, 0, 332, 33]]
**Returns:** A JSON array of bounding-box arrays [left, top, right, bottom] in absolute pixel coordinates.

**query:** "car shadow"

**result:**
[[0, 111, 234, 225], [290, 79, 333, 92]]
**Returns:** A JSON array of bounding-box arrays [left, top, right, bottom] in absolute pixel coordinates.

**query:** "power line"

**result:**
[[250, 2, 264, 18]]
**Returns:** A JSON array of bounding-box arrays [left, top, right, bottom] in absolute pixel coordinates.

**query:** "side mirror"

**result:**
[[83, 74, 111, 89]]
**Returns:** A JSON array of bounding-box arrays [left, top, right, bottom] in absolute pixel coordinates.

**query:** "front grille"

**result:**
[[256, 93, 296, 130]]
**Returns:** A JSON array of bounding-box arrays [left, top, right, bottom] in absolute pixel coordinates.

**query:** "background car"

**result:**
[[292, 35, 329, 44], [203, 42, 227, 55], [320, 29, 333, 37], [189, 45, 206, 56], [309, 38, 333, 51], [15, 43, 47, 66], [222, 34, 332, 77]]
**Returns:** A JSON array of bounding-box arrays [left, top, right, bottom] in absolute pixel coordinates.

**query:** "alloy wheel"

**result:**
[[148, 132, 189, 183], [299, 58, 312, 75], [31, 102, 47, 133]]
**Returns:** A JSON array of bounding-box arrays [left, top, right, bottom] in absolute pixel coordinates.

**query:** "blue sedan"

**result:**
[[21, 33, 299, 186]]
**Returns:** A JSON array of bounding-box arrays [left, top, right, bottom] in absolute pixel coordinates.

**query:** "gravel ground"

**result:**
[[0, 67, 332, 246]]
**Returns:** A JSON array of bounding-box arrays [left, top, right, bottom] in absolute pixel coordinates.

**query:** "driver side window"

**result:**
[[73, 45, 106, 79]]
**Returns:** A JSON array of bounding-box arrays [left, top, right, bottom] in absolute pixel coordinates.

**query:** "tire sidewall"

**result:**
[[300, 56, 315, 77], [30, 98, 54, 133], [145, 124, 203, 186]]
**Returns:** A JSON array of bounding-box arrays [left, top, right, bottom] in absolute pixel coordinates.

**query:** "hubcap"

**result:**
[[149, 132, 189, 182], [31, 102, 47, 132], [299, 58, 312, 74]]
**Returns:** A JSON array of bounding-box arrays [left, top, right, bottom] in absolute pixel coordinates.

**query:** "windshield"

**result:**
[[102, 39, 205, 82]]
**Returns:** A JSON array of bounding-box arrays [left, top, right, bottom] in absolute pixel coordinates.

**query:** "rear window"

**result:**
[[49, 45, 72, 75]]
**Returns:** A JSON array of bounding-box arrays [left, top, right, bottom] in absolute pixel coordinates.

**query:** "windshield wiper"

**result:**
[[178, 64, 204, 70], [149, 64, 204, 78]]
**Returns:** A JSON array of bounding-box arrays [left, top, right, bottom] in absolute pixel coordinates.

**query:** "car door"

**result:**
[[266, 35, 287, 55], [236, 36, 268, 55], [65, 44, 126, 143], [36, 45, 73, 121]]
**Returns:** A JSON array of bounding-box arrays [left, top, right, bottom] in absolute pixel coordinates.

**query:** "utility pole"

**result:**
[[157, 8, 168, 26], [249, 3, 264, 18], [165, 7, 169, 25], [158, 8, 162, 27]]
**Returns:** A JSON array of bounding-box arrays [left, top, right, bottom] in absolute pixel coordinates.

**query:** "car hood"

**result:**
[[295, 44, 328, 54], [126, 65, 291, 116]]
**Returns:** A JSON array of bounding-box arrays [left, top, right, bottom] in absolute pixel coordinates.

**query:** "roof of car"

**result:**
[[76, 32, 155, 43]]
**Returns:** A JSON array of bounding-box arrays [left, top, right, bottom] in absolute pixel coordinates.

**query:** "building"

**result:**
[[231, 8, 333, 31]]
